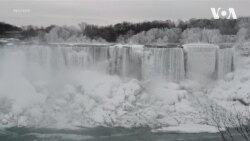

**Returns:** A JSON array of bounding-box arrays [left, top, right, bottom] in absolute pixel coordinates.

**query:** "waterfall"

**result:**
[[0, 43, 234, 83], [0, 43, 237, 129], [142, 47, 185, 82], [183, 44, 219, 82], [109, 46, 143, 79], [217, 48, 234, 79], [183, 43, 236, 82]]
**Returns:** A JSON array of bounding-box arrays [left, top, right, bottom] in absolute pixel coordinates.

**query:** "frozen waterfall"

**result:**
[[217, 48, 234, 79], [0, 43, 234, 83], [183, 44, 218, 82], [0, 43, 236, 128], [183, 43, 235, 82], [142, 47, 185, 82]]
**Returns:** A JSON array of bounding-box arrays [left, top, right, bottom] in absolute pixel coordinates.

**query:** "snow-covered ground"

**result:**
[[0, 69, 193, 129], [0, 44, 249, 133]]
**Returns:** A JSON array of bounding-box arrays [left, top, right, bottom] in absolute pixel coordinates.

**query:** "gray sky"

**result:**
[[1, 0, 250, 27]]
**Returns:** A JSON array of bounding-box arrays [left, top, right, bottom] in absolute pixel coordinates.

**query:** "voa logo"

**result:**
[[211, 8, 237, 19]]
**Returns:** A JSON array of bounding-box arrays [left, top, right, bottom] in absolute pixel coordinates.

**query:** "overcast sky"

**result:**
[[1, 0, 250, 27]]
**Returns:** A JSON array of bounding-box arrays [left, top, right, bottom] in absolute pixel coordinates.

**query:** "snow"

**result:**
[[111, 44, 144, 48], [242, 42, 250, 49], [183, 43, 219, 50], [0, 65, 193, 129], [209, 55, 250, 111], [49, 42, 113, 46]]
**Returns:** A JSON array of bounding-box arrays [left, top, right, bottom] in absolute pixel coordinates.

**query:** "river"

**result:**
[[0, 127, 226, 141]]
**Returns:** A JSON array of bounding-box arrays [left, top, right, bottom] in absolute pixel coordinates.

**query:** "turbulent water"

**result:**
[[0, 43, 235, 131]]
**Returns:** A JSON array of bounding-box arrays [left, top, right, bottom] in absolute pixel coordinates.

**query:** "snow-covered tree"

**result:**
[[42, 25, 106, 43], [181, 28, 222, 44], [127, 28, 181, 44], [236, 28, 250, 42]]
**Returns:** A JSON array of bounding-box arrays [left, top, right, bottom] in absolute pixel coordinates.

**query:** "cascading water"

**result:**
[[109, 46, 143, 79], [217, 48, 234, 79], [183, 43, 235, 82], [142, 47, 185, 82], [0, 43, 233, 83], [183, 44, 219, 82], [0, 43, 235, 128]]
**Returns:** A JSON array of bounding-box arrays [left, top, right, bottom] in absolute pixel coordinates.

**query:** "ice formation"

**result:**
[[0, 43, 239, 132]]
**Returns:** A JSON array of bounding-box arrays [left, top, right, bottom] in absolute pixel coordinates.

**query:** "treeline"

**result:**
[[82, 18, 239, 42], [0, 22, 21, 32], [81, 20, 176, 42], [0, 22, 22, 38], [1, 17, 250, 44]]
